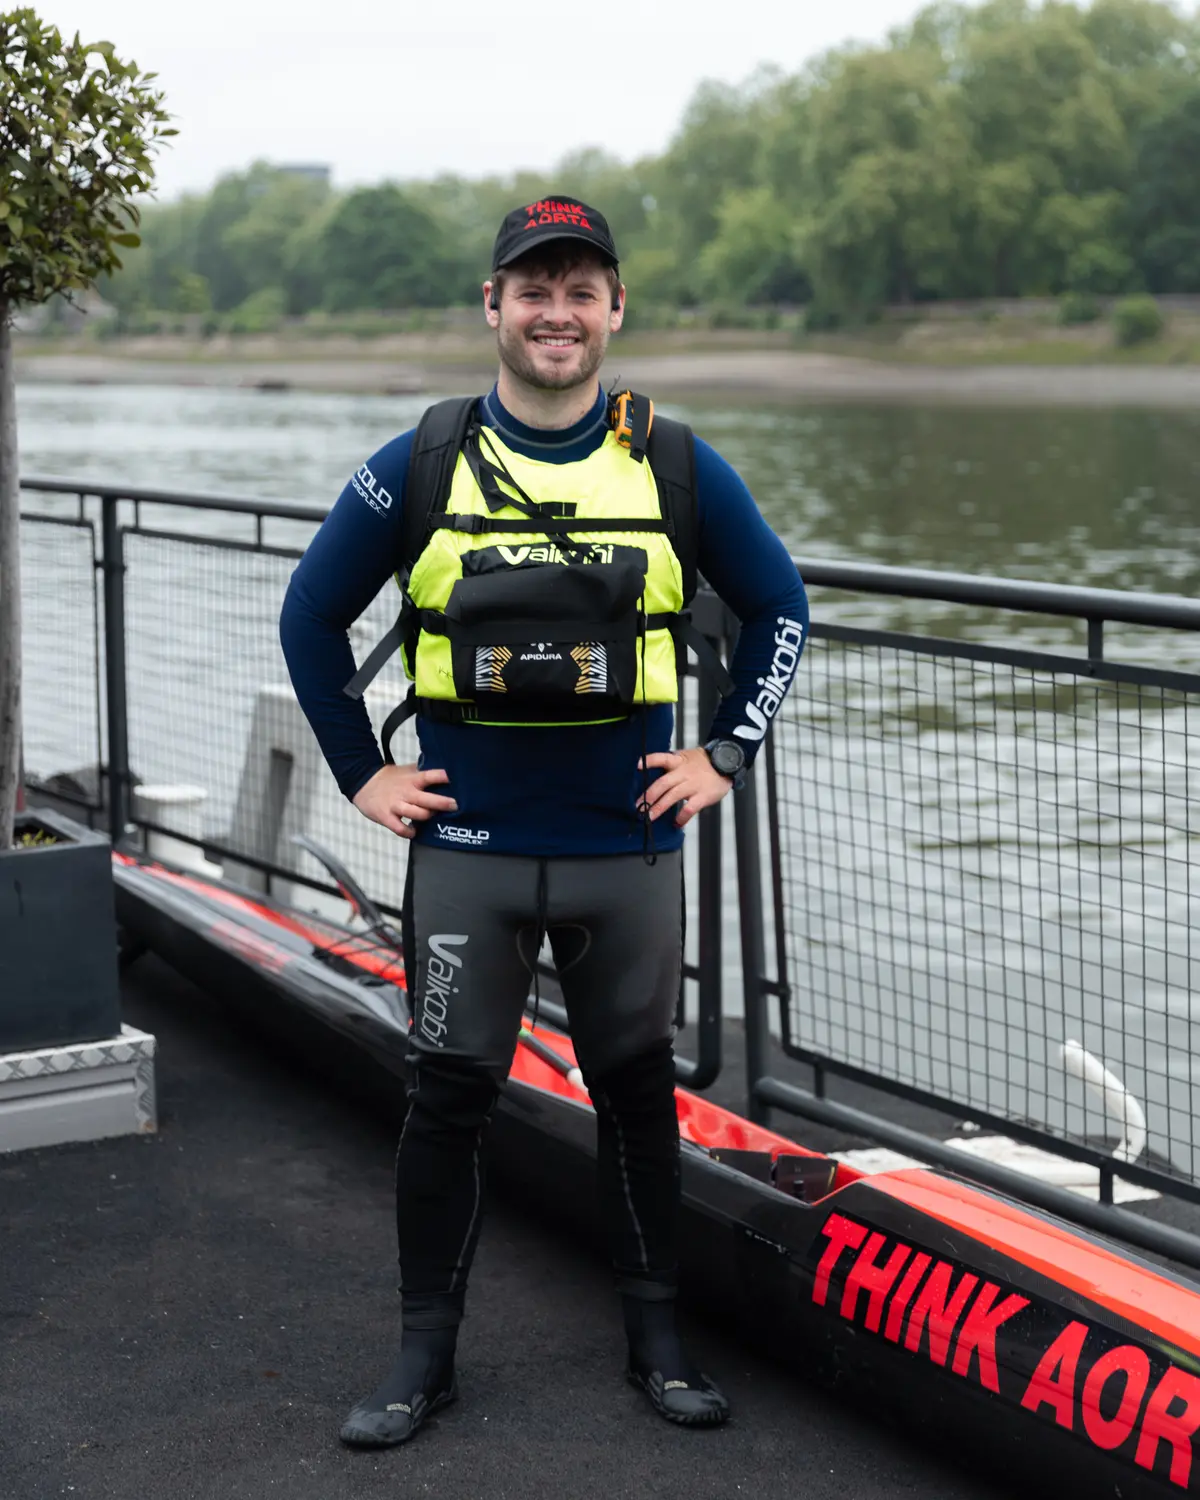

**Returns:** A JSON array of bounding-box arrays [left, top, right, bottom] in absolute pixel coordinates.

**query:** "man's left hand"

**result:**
[[638, 748, 737, 828]]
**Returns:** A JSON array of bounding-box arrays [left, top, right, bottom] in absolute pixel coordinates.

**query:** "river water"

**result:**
[[15, 382, 1200, 1176]]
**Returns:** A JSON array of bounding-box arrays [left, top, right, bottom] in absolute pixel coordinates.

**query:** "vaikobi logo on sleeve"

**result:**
[[351, 464, 393, 515], [734, 616, 806, 743]]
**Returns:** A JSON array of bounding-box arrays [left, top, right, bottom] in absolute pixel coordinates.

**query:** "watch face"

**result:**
[[710, 741, 743, 776]]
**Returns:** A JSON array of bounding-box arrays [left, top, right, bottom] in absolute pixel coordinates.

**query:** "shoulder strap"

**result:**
[[343, 396, 478, 704], [644, 410, 698, 607], [399, 395, 480, 583], [642, 411, 731, 694]]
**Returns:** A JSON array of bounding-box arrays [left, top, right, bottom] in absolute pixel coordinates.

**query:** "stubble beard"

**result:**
[[497, 321, 609, 393]]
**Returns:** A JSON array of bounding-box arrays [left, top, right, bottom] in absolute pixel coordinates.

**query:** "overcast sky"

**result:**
[[50, 0, 942, 201]]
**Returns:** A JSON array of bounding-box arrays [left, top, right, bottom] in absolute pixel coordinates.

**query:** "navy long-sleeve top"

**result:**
[[279, 385, 808, 857]]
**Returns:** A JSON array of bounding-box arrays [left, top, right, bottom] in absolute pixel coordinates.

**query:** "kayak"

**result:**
[[112, 845, 1200, 1497]]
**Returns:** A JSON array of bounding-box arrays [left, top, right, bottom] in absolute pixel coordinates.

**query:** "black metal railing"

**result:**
[[17, 475, 727, 1088], [20, 472, 1200, 1265], [735, 562, 1200, 1266]]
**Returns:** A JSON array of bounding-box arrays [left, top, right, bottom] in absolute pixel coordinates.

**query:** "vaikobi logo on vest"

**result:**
[[497, 543, 615, 567], [734, 616, 806, 743]]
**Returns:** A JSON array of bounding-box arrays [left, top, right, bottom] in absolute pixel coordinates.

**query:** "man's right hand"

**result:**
[[351, 764, 457, 840]]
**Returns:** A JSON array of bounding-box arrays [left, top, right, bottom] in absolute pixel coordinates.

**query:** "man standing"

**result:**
[[279, 196, 808, 1446]]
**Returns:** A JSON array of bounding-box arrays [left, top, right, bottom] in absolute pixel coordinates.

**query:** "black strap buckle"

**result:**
[[442, 512, 487, 534]]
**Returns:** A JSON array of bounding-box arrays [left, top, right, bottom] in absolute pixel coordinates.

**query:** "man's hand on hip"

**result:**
[[352, 764, 457, 840], [637, 748, 735, 829]]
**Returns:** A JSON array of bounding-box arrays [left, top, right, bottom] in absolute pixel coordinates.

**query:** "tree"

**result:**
[[801, 45, 969, 311], [696, 188, 800, 305], [48, 0, 1200, 335], [1129, 90, 1200, 291], [217, 166, 329, 310], [0, 9, 171, 848], [1080, 0, 1200, 127], [101, 191, 204, 323], [652, 72, 779, 302], [311, 186, 450, 311]]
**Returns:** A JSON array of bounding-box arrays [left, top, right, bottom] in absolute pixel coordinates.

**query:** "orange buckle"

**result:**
[[611, 390, 654, 453]]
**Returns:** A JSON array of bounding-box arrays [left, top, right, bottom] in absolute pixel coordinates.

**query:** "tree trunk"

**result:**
[[0, 306, 22, 850]]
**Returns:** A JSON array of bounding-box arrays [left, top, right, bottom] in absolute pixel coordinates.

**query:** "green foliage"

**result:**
[[803, 45, 967, 309], [1140, 226, 1200, 294], [170, 269, 210, 314], [621, 245, 686, 307], [1129, 90, 1200, 292], [696, 186, 808, 304], [219, 168, 329, 310], [1058, 290, 1101, 324], [0, 8, 170, 854], [88, 0, 1200, 326], [616, 299, 682, 333], [1064, 238, 1136, 295], [804, 299, 844, 333], [226, 284, 286, 334], [316, 186, 451, 312], [0, 8, 173, 311], [13, 826, 55, 847], [653, 71, 779, 281], [1112, 293, 1165, 345], [706, 302, 762, 330]]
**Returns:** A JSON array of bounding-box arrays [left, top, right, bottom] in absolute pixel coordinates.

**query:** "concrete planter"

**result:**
[[0, 808, 121, 1052]]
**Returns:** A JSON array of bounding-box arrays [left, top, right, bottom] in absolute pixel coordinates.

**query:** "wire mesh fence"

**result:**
[[17, 487, 716, 1018], [771, 625, 1200, 1184], [19, 515, 104, 808], [139, 534, 420, 915], [21, 478, 1200, 1201], [18, 490, 414, 913]]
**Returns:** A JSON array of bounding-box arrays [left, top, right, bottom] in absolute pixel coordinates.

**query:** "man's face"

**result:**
[[485, 257, 624, 393]]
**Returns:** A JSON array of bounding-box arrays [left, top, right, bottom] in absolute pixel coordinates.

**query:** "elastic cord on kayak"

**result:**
[[529, 856, 549, 1032], [637, 595, 657, 868]]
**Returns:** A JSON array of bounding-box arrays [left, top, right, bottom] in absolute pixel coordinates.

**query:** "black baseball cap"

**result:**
[[491, 195, 619, 272]]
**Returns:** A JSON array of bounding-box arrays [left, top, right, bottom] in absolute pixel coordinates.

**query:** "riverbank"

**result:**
[[19, 296, 1200, 406], [16, 340, 1200, 406]]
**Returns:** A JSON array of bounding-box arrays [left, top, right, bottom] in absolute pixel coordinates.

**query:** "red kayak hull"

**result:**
[[113, 850, 1200, 1497]]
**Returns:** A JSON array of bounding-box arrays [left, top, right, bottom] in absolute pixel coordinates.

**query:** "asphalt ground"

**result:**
[[0, 955, 1025, 1500]]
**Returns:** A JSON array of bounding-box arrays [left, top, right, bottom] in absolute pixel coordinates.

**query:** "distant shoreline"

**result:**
[[15, 345, 1200, 408]]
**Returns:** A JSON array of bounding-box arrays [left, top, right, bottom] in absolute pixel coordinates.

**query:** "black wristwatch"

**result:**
[[704, 738, 746, 790]]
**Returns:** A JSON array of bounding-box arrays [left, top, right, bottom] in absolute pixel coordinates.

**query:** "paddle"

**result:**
[[291, 833, 403, 951], [517, 1023, 585, 1091], [293, 833, 584, 1089]]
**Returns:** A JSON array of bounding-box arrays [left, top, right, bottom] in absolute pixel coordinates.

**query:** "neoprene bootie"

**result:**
[[339, 1324, 458, 1448], [622, 1291, 730, 1427]]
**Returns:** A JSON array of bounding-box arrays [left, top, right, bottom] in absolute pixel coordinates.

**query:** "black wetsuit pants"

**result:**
[[396, 844, 683, 1324]]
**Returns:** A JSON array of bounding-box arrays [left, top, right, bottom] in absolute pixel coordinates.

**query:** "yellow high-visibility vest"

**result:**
[[405, 427, 685, 725]]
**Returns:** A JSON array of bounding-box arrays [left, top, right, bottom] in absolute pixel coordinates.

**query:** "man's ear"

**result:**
[[609, 283, 626, 332], [483, 280, 500, 326]]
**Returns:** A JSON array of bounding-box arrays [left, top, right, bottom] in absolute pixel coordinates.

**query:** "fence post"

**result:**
[[735, 760, 771, 1125], [99, 496, 131, 845], [674, 608, 724, 1090]]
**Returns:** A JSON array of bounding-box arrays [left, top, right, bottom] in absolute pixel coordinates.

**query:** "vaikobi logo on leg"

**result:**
[[421, 934, 467, 1047]]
